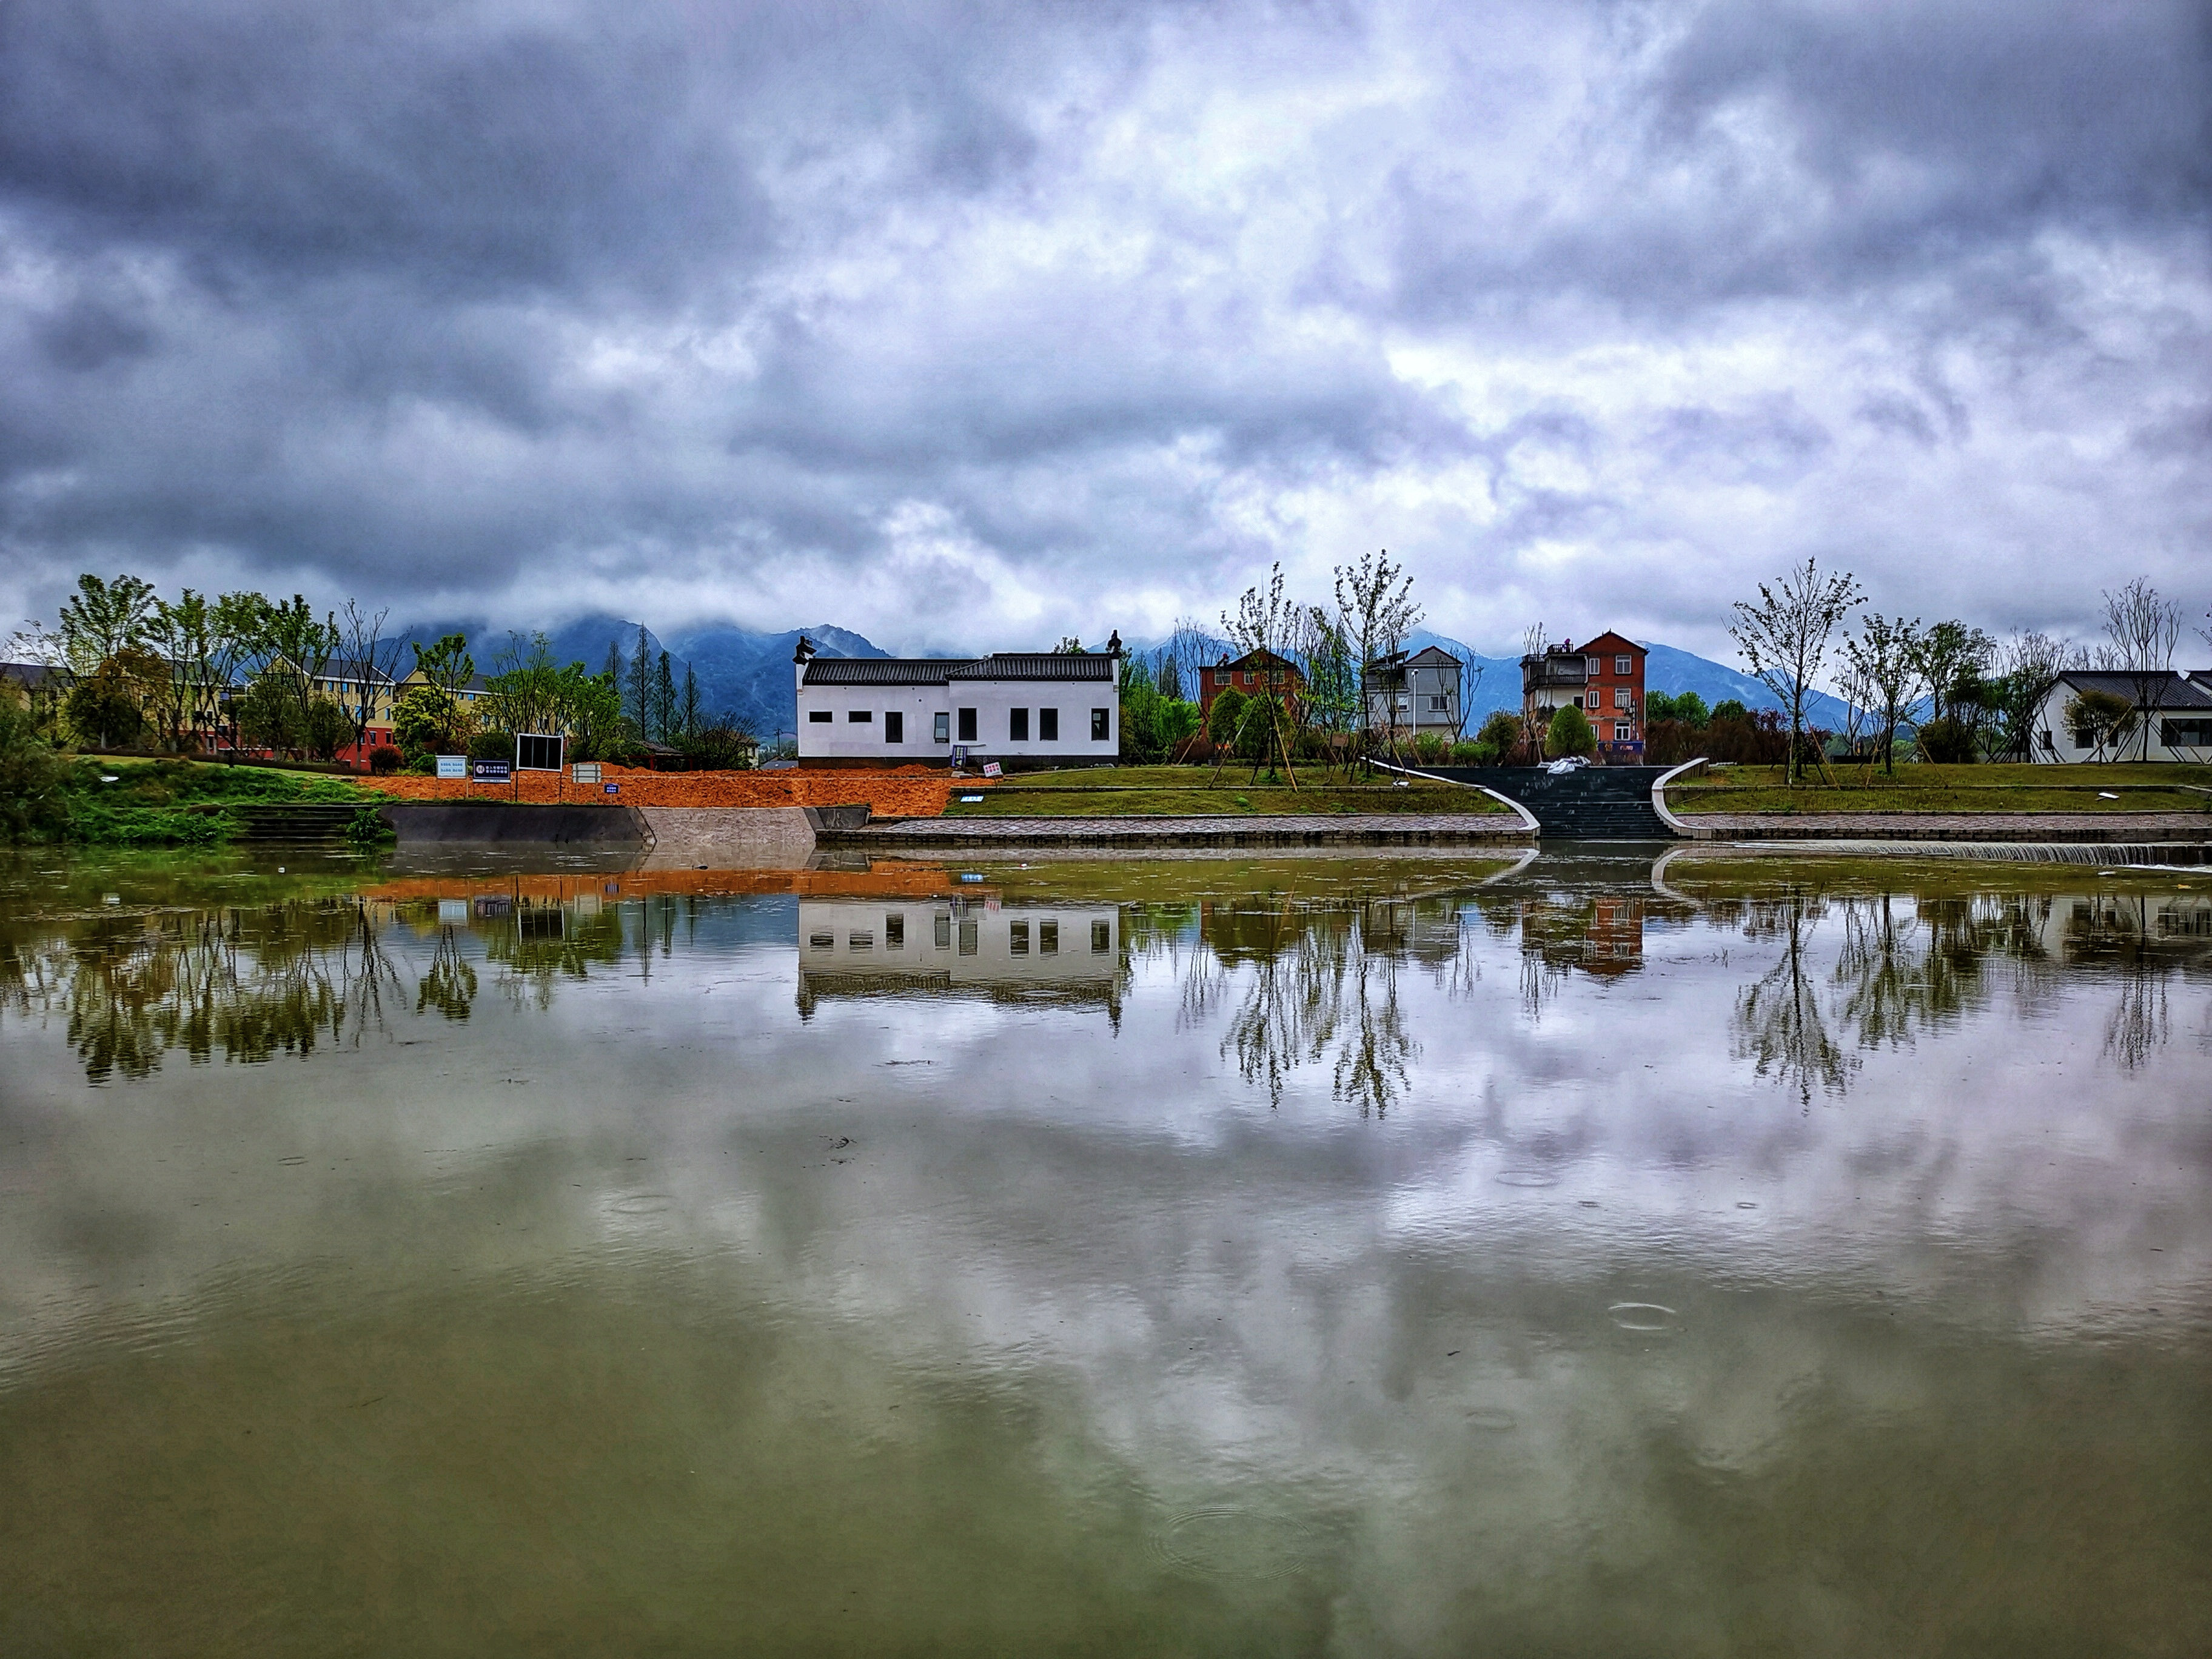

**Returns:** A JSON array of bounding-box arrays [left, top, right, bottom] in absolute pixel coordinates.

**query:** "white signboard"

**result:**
[[571, 762, 602, 785], [435, 754, 466, 780]]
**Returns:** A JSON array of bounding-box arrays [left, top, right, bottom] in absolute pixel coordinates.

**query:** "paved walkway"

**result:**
[[826, 813, 1535, 849], [1680, 811, 2212, 842]]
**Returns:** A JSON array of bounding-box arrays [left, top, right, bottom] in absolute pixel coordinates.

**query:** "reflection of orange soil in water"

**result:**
[[361, 865, 973, 904], [354, 764, 976, 819]]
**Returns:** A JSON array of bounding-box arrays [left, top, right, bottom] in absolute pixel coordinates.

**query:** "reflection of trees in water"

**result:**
[[1732, 892, 1857, 1105], [1163, 897, 1430, 1114], [2, 900, 404, 1084], [417, 927, 478, 1021], [485, 901, 626, 1010]]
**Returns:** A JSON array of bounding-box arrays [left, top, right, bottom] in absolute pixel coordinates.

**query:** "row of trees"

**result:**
[[12, 575, 755, 768], [1728, 564, 2211, 782], [1121, 551, 1471, 783]]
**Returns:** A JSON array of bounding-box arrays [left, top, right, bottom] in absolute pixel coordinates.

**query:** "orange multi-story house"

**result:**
[[1521, 631, 1647, 759]]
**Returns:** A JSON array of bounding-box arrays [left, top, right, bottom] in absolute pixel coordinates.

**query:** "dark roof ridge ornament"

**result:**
[[1107, 630, 1123, 658], [793, 634, 816, 665]]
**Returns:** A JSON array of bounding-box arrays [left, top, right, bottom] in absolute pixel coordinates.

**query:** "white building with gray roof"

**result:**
[[794, 634, 1121, 766]]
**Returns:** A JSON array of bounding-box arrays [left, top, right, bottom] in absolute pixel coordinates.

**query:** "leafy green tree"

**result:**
[[1646, 690, 1711, 728], [1206, 686, 1248, 748], [1711, 699, 1749, 724], [1545, 703, 1596, 759], [680, 663, 702, 739], [391, 684, 459, 757], [303, 696, 352, 760], [0, 686, 67, 841], [561, 665, 626, 761], [237, 669, 306, 755], [1911, 620, 1994, 728], [2063, 688, 2134, 760], [56, 574, 156, 675], [64, 654, 156, 748]]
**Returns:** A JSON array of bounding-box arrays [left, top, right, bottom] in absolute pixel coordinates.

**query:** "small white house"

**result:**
[[794, 634, 1121, 766], [2026, 669, 2212, 763]]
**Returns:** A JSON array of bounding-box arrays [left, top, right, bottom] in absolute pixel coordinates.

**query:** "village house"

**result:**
[[794, 634, 1121, 767], [1198, 649, 1306, 721], [1362, 645, 1464, 742], [2026, 669, 2212, 763], [1521, 632, 1647, 758]]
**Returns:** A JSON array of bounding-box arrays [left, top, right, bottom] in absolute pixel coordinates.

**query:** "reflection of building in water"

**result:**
[[1512, 894, 1647, 979], [796, 898, 1123, 1021]]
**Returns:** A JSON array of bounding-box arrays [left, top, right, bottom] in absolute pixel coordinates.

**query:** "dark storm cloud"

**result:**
[[1, 0, 2207, 653]]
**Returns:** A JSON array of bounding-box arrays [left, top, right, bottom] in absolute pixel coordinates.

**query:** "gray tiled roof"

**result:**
[[2056, 671, 2212, 709], [947, 653, 1114, 682], [802, 652, 1115, 686], [803, 659, 956, 686]]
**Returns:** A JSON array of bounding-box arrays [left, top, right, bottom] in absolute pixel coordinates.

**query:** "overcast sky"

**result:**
[[3, 0, 2207, 659]]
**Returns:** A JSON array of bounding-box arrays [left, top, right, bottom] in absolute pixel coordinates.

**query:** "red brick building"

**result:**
[[1198, 650, 1305, 719], [1521, 632, 1647, 759]]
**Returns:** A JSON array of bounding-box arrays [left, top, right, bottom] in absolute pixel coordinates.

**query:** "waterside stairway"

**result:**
[[1419, 765, 1675, 839]]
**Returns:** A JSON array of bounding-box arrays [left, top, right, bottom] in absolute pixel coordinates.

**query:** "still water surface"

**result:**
[[2, 845, 2209, 1655]]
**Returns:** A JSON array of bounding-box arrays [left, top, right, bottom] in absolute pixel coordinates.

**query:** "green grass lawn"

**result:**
[[1666, 761, 2212, 815], [945, 763, 1508, 818], [56, 756, 375, 844]]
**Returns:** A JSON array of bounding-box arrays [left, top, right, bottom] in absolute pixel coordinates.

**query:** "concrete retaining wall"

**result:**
[[379, 802, 649, 844]]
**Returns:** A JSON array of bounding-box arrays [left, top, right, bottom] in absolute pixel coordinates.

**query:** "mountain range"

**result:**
[[397, 615, 1849, 737]]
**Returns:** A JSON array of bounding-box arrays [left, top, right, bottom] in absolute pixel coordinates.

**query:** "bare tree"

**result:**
[[1517, 620, 1548, 760], [338, 598, 409, 759], [1839, 613, 1922, 775], [1220, 563, 1301, 786], [1990, 628, 2077, 762], [1335, 551, 1421, 768], [1729, 559, 1864, 786], [2099, 578, 2181, 762]]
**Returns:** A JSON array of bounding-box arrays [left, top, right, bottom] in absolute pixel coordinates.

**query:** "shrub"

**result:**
[[0, 689, 68, 841], [1915, 715, 1976, 764], [1545, 704, 1597, 759], [1449, 740, 1484, 765], [1413, 732, 1449, 765], [368, 745, 403, 774], [468, 728, 515, 763], [404, 751, 436, 774], [1475, 709, 1522, 756], [64, 657, 150, 749]]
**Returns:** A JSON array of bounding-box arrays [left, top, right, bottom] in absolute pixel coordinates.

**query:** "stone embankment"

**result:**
[[820, 813, 1535, 850]]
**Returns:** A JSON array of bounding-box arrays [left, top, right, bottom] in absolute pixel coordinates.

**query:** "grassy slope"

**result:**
[[1667, 761, 2212, 816], [60, 756, 374, 844], [944, 764, 1507, 818]]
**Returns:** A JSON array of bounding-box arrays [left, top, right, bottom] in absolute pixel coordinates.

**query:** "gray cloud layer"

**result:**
[[3, 0, 2208, 656]]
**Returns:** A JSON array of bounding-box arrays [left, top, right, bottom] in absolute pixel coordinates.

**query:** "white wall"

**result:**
[[797, 677, 1117, 762], [2027, 682, 2212, 764], [797, 898, 1120, 988]]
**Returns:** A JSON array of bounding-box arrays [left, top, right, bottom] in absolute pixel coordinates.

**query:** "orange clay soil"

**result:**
[[354, 764, 976, 818]]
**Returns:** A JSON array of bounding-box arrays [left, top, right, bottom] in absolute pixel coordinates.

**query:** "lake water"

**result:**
[[3, 844, 2208, 1656]]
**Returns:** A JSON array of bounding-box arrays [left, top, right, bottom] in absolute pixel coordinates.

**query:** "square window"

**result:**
[[934, 913, 951, 949], [1615, 687, 1631, 708], [933, 712, 950, 743], [885, 914, 904, 948], [848, 931, 873, 950], [1010, 920, 1029, 954], [1090, 919, 1111, 953], [809, 931, 834, 948], [958, 708, 977, 742], [885, 711, 903, 742], [848, 709, 871, 722], [1090, 708, 1109, 741], [1039, 920, 1057, 954], [1615, 723, 1632, 742], [1039, 707, 1058, 741], [808, 710, 833, 723], [1010, 707, 1030, 741], [1615, 655, 1633, 675], [1584, 657, 1600, 676]]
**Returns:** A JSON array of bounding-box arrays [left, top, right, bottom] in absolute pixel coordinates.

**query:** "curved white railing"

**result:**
[[1651, 757, 1713, 839], [1368, 757, 1541, 836]]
